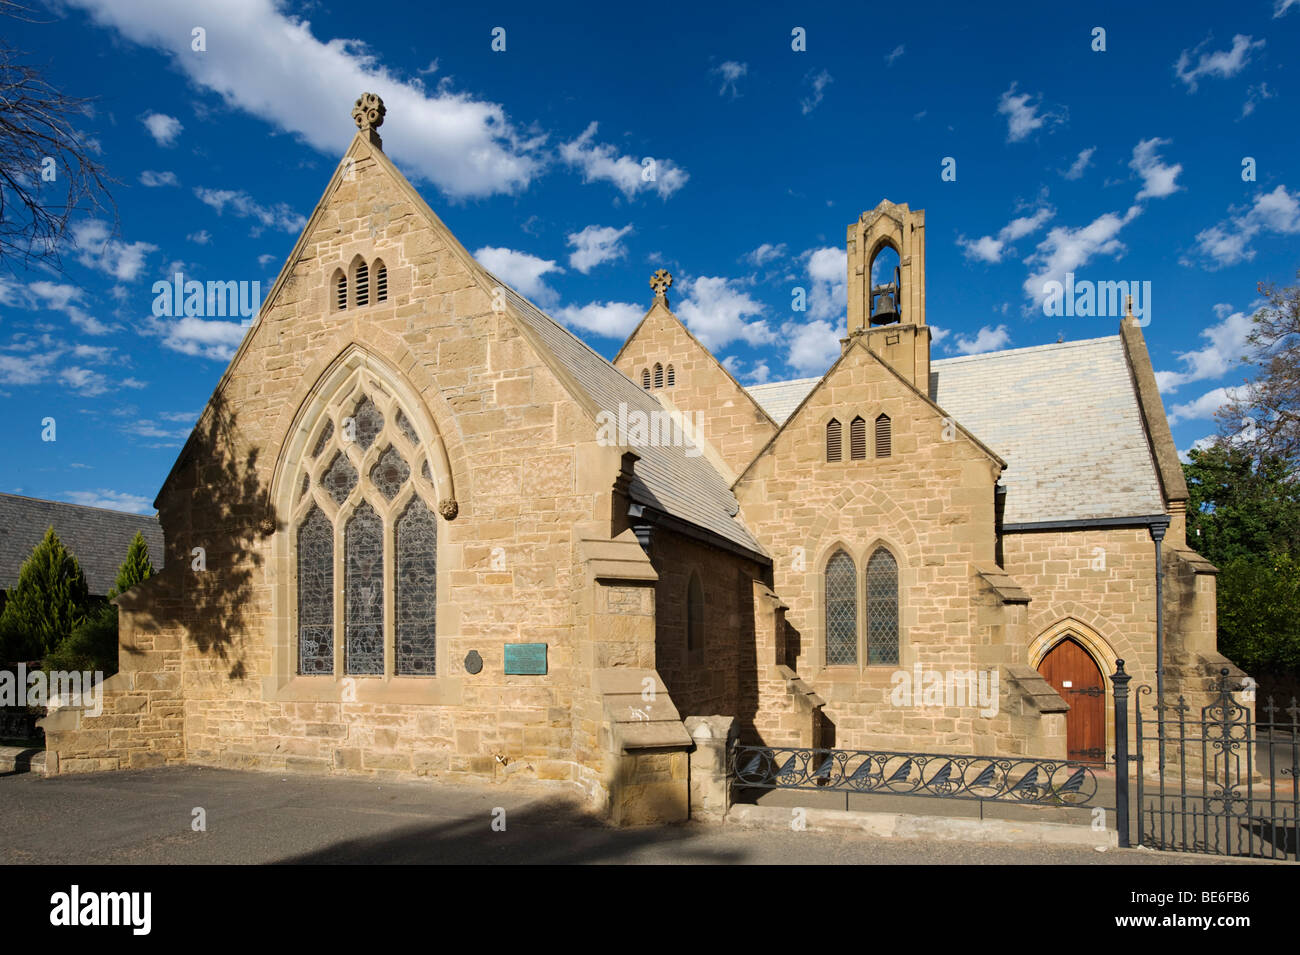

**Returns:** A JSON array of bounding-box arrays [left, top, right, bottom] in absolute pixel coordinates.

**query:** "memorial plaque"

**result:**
[[503, 642, 547, 675], [463, 650, 483, 675]]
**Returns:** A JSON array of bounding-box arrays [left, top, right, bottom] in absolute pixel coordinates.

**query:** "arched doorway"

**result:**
[[1037, 637, 1106, 764]]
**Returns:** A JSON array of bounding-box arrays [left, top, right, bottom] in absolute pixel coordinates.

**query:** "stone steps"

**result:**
[[0, 745, 47, 776]]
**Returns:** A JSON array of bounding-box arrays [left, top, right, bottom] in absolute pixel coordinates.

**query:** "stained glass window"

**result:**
[[396, 409, 419, 446], [297, 506, 334, 675], [371, 446, 409, 500], [310, 419, 333, 458], [322, 451, 357, 504], [866, 548, 899, 665], [396, 498, 438, 675], [351, 396, 384, 451], [345, 501, 384, 675], [825, 550, 857, 666]]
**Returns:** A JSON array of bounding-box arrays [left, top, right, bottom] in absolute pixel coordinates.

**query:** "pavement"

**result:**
[[0, 765, 1275, 865]]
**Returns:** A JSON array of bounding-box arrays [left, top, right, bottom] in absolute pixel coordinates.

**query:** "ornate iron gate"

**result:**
[[1128, 667, 1298, 860]]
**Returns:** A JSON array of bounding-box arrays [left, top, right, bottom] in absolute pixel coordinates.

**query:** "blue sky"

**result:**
[[2, 0, 1298, 513]]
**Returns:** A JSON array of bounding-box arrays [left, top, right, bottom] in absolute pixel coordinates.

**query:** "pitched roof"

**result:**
[[0, 493, 164, 595], [745, 336, 1166, 524], [492, 283, 766, 556]]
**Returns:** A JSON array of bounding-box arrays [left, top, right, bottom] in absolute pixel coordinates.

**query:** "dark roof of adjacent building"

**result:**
[[745, 336, 1166, 525], [0, 493, 165, 595]]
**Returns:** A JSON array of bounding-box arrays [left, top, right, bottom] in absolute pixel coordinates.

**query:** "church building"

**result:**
[[41, 95, 1241, 824]]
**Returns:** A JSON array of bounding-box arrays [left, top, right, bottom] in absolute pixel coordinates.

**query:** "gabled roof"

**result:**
[[0, 493, 164, 595], [745, 335, 1166, 524], [492, 284, 765, 557]]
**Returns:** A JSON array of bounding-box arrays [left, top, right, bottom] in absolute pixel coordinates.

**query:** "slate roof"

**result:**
[[0, 493, 165, 595], [744, 336, 1166, 525], [490, 281, 766, 556]]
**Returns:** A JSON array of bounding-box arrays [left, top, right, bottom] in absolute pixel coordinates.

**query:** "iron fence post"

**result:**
[[1112, 659, 1132, 848]]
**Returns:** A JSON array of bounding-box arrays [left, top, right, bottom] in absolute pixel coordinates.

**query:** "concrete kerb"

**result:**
[[725, 803, 1118, 849]]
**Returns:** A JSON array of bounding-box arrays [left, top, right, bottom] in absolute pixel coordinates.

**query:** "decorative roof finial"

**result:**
[[649, 268, 673, 304], [352, 92, 386, 148]]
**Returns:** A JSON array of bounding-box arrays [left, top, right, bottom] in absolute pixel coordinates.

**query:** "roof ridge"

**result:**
[[0, 491, 158, 519], [932, 335, 1119, 366]]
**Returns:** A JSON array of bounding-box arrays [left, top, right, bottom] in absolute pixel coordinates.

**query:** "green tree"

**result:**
[[108, 530, 155, 599], [1184, 443, 1300, 676], [0, 526, 91, 661]]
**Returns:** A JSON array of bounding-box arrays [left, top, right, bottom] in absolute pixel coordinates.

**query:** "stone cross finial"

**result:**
[[352, 92, 386, 148], [649, 269, 673, 302]]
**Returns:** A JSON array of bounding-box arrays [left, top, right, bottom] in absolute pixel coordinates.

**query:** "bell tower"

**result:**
[[845, 200, 930, 390]]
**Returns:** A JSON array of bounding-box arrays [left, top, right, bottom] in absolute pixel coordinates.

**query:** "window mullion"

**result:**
[[384, 501, 395, 679]]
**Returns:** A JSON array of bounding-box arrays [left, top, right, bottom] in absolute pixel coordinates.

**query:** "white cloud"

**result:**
[[1174, 35, 1264, 92], [58, 366, 111, 396], [998, 82, 1063, 142], [958, 207, 1054, 264], [554, 301, 643, 339], [71, 343, 114, 362], [1190, 185, 1300, 269], [559, 122, 688, 200], [141, 111, 183, 146], [1154, 307, 1254, 393], [566, 224, 632, 274], [1168, 386, 1242, 425], [801, 69, 832, 115], [1130, 138, 1183, 200], [139, 169, 179, 187], [805, 246, 847, 321], [780, 318, 840, 376], [1061, 147, 1095, 180], [711, 61, 747, 97], [187, 230, 211, 245], [1241, 82, 1275, 118], [951, 325, 1011, 355], [67, 0, 541, 199], [473, 246, 563, 306], [675, 276, 775, 351], [1277, 0, 1300, 16], [885, 45, 905, 66], [195, 187, 306, 234], [746, 243, 786, 267], [24, 280, 116, 335], [0, 351, 57, 386], [69, 219, 156, 281], [257, 253, 277, 267], [145, 316, 248, 361], [64, 489, 154, 513], [1178, 434, 1219, 463], [1021, 206, 1141, 303]]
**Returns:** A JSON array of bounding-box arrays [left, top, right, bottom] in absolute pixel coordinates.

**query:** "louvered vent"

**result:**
[[875, 414, 892, 458], [355, 262, 370, 307], [375, 265, 388, 302], [335, 274, 347, 310], [826, 419, 842, 462], [850, 417, 866, 460]]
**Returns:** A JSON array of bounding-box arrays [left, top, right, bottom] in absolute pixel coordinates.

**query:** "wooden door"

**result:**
[[1038, 637, 1106, 763]]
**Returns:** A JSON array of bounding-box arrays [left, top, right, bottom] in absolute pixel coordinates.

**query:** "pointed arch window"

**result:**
[[374, 260, 388, 302], [293, 371, 441, 678], [653, 363, 664, 389], [334, 271, 348, 311], [641, 369, 651, 390], [825, 550, 857, 666], [354, 261, 370, 307], [687, 572, 704, 652], [666, 364, 676, 388], [866, 548, 899, 665], [875, 413, 892, 458], [850, 416, 867, 460], [826, 419, 842, 462]]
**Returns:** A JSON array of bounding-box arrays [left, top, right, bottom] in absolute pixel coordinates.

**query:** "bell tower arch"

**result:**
[[845, 200, 930, 390]]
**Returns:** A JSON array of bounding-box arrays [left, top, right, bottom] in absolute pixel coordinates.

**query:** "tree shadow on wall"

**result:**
[[133, 391, 275, 681]]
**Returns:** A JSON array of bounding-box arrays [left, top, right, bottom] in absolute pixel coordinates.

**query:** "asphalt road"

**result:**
[[1, 765, 1275, 865]]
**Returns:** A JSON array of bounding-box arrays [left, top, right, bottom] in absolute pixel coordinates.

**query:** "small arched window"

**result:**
[[875, 413, 892, 458], [641, 369, 651, 390], [687, 573, 703, 652], [374, 260, 388, 302], [653, 363, 664, 389], [825, 550, 857, 666], [826, 419, 842, 462], [334, 271, 348, 311], [866, 547, 899, 665], [850, 416, 867, 460], [355, 261, 370, 308], [666, 364, 675, 388]]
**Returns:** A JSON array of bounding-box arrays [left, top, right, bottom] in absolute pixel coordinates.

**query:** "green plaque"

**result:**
[[503, 642, 547, 675]]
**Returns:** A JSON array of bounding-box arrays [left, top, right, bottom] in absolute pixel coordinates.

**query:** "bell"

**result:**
[[869, 265, 902, 326]]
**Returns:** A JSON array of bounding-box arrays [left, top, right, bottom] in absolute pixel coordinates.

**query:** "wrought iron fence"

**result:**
[[730, 744, 1100, 812], [1132, 668, 1298, 860]]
